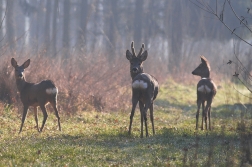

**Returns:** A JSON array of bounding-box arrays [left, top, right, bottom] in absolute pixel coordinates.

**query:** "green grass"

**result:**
[[0, 80, 252, 166]]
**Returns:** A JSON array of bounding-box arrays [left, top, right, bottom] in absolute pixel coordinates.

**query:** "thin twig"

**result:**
[[227, 0, 252, 33], [0, 2, 7, 30], [233, 85, 252, 99]]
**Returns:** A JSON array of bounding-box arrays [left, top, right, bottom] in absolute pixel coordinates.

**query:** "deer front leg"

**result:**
[[149, 103, 155, 135], [34, 107, 39, 132], [143, 109, 148, 137], [39, 105, 48, 132], [19, 105, 29, 133], [208, 106, 212, 130], [128, 99, 138, 135], [201, 101, 205, 130]]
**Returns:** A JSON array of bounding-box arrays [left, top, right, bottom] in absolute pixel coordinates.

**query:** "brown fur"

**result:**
[[11, 58, 61, 133], [192, 56, 217, 130], [126, 42, 159, 138]]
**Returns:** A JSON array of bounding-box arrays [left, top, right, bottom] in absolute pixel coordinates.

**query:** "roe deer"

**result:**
[[11, 58, 61, 133], [192, 56, 217, 130], [126, 41, 159, 138]]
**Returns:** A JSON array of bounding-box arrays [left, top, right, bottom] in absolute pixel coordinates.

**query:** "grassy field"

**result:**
[[0, 79, 252, 166]]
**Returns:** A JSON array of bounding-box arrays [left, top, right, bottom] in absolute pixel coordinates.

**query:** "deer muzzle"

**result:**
[[132, 67, 138, 73], [17, 73, 23, 79]]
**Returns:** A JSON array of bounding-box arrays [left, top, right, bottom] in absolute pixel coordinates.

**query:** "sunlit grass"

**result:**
[[0, 80, 251, 166]]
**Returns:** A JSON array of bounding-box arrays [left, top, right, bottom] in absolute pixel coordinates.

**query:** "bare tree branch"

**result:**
[[0, 3, 7, 30], [227, 0, 252, 33], [189, 0, 252, 46]]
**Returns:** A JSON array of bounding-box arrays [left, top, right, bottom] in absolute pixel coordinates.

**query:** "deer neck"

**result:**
[[16, 77, 29, 93], [200, 70, 210, 79], [201, 74, 210, 79]]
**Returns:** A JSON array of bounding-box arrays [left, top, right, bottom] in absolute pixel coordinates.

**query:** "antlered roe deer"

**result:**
[[11, 58, 61, 133], [126, 41, 159, 138], [192, 56, 217, 130]]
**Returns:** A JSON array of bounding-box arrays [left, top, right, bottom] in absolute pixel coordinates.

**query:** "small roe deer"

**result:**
[[11, 58, 61, 133], [126, 41, 159, 138], [192, 56, 217, 130]]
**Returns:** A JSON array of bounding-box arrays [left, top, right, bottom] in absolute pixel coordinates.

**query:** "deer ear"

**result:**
[[126, 50, 133, 60], [22, 59, 30, 69], [200, 56, 207, 64], [11, 58, 18, 68], [139, 50, 148, 61]]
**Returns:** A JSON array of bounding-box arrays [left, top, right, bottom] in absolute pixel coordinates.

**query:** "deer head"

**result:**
[[192, 56, 211, 78], [126, 41, 148, 79], [11, 58, 30, 80]]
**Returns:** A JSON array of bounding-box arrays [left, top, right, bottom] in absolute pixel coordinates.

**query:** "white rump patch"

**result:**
[[198, 85, 211, 93], [46, 88, 58, 94], [132, 80, 148, 89]]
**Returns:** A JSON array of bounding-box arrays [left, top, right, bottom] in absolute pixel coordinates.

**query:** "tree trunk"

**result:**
[[52, 0, 58, 57], [44, 0, 51, 56], [62, 0, 70, 59], [6, 0, 15, 51], [90, 0, 100, 52], [134, 0, 143, 46], [144, 0, 154, 46], [77, 0, 88, 54], [166, 1, 183, 73], [105, 0, 117, 61], [0, 0, 4, 42]]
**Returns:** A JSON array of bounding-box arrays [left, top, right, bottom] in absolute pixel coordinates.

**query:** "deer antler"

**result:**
[[137, 43, 145, 57], [131, 41, 136, 57]]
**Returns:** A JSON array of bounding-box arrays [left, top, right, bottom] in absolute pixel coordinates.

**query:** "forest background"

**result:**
[[0, 0, 251, 112]]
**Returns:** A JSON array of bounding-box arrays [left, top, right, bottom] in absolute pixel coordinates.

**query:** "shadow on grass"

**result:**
[[1, 121, 251, 166], [156, 97, 252, 119], [155, 99, 195, 113], [41, 125, 251, 166], [212, 103, 252, 119]]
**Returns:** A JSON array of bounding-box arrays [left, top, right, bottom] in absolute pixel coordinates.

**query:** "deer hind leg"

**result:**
[[196, 100, 201, 130], [143, 99, 152, 137], [149, 103, 155, 135], [34, 107, 39, 132], [39, 104, 48, 132], [204, 101, 211, 130], [19, 105, 29, 133], [139, 101, 145, 138], [201, 101, 205, 130], [128, 97, 138, 135], [50, 99, 61, 131], [143, 107, 149, 138]]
